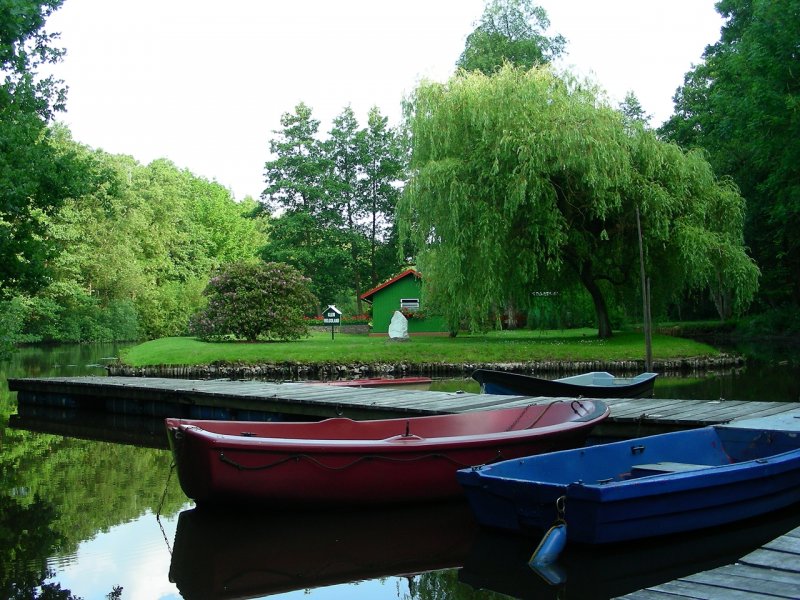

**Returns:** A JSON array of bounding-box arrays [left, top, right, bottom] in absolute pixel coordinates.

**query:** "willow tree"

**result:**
[[398, 65, 759, 337]]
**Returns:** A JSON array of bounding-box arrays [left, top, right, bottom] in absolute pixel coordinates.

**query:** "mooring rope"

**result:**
[[155, 462, 176, 556], [218, 449, 507, 471], [156, 462, 175, 518]]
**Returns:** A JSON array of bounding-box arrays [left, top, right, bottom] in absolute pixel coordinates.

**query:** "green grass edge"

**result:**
[[120, 329, 721, 368]]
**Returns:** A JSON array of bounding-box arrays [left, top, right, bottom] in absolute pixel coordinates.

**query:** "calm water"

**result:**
[[2, 342, 800, 600]]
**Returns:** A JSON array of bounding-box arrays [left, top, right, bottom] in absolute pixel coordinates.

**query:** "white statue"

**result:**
[[388, 310, 409, 339]]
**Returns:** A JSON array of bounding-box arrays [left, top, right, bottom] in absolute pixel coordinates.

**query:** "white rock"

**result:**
[[388, 310, 409, 339]]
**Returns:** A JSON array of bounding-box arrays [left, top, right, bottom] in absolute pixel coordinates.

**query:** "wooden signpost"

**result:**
[[323, 305, 342, 340]]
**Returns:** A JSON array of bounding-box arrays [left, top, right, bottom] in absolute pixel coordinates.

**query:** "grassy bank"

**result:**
[[121, 329, 720, 367]]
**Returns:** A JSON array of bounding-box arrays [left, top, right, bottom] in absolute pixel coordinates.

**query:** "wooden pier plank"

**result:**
[[763, 534, 800, 555], [662, 400, 752, 418], [682, 570, 800, 598], [608, 398, 794, 426], [616, 592, 680, 600], [783, 527, 800, 539], [8, 375, 800, 429], [639, 579, 784, 599], [739, 548, 800, 571], [732, 402, 800, 419], [709, 564, 800, 586], [603, 399, 756, 425], [439, 395, 550, 412], [619, 525, 800, 599], [603, 398, 698, 418], [650, 400, 749, 418]]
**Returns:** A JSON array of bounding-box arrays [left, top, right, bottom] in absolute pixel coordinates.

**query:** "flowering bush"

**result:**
[[189, 262, 318, 341], [400, 308, 426, 320], [343, 314, 371, 325]]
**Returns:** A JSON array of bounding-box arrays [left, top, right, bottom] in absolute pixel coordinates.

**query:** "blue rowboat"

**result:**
[[471, 369, 657, 398], [457, 424, 800, 544]]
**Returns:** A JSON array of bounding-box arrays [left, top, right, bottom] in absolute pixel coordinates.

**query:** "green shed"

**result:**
[[360, 269, 449, 336]]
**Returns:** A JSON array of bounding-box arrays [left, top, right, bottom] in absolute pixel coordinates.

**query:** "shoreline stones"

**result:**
[[107, 354, 746, 380]]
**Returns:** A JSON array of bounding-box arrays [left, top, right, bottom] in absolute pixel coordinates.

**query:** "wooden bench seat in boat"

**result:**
[[631, 462, 713, 476]]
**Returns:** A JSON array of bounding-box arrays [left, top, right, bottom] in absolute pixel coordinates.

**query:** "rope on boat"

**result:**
[[506, 404, 535, 431], [506, 400, 566, 431], [503, 390, 593, 433], [571, 399, 591, 418], [524, 401, 560, 430], [217, 449, 507, 472]]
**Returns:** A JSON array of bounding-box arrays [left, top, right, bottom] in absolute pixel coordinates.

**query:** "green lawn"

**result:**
[[121, 329, 720, 367]]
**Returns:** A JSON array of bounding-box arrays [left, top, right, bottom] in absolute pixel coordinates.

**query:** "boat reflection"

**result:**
[[168, 500, 476, 599], [459, 504, 800, 599]]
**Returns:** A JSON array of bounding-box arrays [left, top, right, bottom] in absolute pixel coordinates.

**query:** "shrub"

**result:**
[[342, 314, 371, 325], [189, 262, 318, 341]]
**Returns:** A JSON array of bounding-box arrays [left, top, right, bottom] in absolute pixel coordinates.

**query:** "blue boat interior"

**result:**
[[477, 426, 800, 486], [556, 372, 656, 386]]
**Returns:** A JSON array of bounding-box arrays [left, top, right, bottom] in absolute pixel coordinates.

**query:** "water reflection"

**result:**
[[653, 362, 800, 402], [0, 494, 65, 599], [10, 403, 170, 448], [4, 341, 800, 599], [169, 502, 476, 599], [460, 504, 800, 599]]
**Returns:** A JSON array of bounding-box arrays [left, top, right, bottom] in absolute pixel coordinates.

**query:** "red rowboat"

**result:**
[[312, 376, 432, 388], [165, 399, 609, 506]]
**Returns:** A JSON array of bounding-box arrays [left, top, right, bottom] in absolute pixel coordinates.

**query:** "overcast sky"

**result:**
[[44, 0, 725, 201]]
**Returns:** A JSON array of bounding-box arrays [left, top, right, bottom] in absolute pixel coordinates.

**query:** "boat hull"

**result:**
[[309, 376, 432, 390], [457, 425, 800, 544], [165, 400, 608, 506], [472, 370, 657, 398]]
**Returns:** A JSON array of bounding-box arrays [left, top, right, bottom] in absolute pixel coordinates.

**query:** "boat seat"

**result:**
[[631, 462, 713, 476]]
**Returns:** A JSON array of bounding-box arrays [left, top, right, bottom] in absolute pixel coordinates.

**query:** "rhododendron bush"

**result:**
[[190, 262, 318, 341]]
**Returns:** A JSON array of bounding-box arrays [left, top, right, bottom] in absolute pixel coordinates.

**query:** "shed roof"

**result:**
[[359, 268, 421, 302]]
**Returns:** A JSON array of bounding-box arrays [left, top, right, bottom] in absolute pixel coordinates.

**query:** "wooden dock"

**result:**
[[8, 376, 800, 436], [618, 524, 800, 599]]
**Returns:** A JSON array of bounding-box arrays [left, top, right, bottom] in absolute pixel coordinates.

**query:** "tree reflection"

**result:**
[[0, 494, 80, 599], [0, 494, 127, 599], [408, 570, 508, 600]]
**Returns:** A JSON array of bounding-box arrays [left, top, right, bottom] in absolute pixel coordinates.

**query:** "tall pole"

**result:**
[[636, 208, 653, 371]]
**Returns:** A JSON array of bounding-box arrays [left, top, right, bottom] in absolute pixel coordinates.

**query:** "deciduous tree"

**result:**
[[0, 1, 91, 297], [361, 106, 407, 286], [261, 104, 407, 311], [400, 66, 759, 337], [456, 0, 566, 74], [262, 102, 329, 215], [660, 0, 799, 307], [18, 135, 267, 342], [326, 106, 368, 312]]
